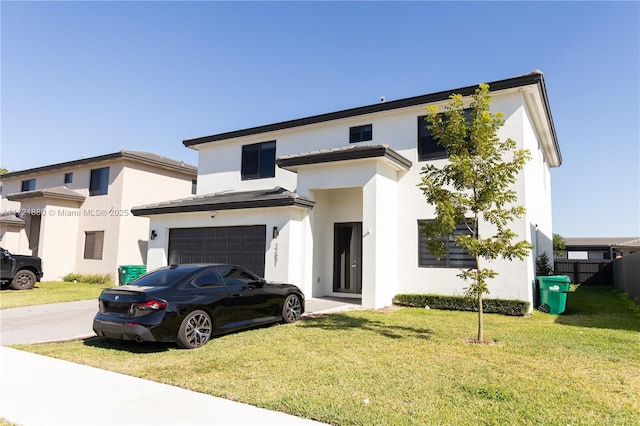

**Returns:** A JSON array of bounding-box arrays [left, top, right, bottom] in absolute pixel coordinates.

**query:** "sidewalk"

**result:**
[[0, 346, 326, 426], [0, 297, 360, 425]]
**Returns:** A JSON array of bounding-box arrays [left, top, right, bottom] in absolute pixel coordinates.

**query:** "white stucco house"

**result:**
[[132, 71, 561, 310], [0, 151, 197, 281]]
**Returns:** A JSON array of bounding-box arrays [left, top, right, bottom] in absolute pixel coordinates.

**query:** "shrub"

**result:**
[[63, 273, 114, 285], [536, 252, 554, 276], [393, 294, 530, 316]]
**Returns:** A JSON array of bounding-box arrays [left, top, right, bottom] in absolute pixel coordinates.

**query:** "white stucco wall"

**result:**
[[183, 85, 558, 309], [145, 207, 310, 286]]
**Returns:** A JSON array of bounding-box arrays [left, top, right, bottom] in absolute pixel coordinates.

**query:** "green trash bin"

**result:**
[[118, 265, 147, 285], [538, 275, 571, 314]]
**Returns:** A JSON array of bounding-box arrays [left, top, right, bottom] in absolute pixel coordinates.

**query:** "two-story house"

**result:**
[[132, 71, 561, 310], [0, 151, 196, 281]]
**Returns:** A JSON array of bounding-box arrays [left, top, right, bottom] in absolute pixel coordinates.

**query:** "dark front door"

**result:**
[[333, 222, 362, 294]]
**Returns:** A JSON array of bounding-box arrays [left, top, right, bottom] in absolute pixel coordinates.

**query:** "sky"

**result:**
[[1, 1, 638, 238]]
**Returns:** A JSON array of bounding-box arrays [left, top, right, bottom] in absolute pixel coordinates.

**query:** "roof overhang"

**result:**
[[6, 186, 86, 203], [276, 144, 412, 173], [183, 71, 561, 166], [131, 187, 314, 216], [1, 151, 196, 179], [0, 215, 25, 227]]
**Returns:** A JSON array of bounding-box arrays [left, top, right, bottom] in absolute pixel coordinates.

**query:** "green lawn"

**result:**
[[17, 286, 640, 425], [0, 281, 106, 309]]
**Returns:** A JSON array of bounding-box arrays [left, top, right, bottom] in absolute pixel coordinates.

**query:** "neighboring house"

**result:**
[[133, 71, 561, 310], [559, 237, 640, 260], [0, 151, 196, 281]]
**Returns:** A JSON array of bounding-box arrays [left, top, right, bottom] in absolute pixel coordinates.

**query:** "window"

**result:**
[[191, 179, 197, 195], [192, 269, 225, 287], [217, 266, 259, 286], [417, 109, 472, 161], [349, 124, 373, 143], [21, 179, 35, 192], [241, 141, 276, 180], [64, 172, 73, 184], [89, 167, 109, 196], [83, 231, 105, 260], [418, 220, 475, 268]]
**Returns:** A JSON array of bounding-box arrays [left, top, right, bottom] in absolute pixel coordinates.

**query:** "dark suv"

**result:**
[[0, 247, 43, 290]]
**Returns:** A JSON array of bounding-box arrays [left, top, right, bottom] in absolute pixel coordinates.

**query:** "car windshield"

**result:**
[[129, 265, 201, 287]]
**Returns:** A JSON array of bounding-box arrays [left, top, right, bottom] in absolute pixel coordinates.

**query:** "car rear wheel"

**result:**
[[282, 294, 302, 323], [11, 270, 36, 290], [177, 310, 212, 349]]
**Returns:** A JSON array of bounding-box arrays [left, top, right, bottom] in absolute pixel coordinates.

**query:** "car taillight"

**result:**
[[135, 299, 167, 310]]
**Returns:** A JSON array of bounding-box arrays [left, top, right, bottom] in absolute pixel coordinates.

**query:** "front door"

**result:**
[[333, 222, 362, 294]]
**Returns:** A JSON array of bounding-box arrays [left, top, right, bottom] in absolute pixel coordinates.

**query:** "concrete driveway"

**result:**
[[0, 296, 360, 345]]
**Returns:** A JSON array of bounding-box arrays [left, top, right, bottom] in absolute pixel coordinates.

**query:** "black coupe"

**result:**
[[93, 264, 304, 349]]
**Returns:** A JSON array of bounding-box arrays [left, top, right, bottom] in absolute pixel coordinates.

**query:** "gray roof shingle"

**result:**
[[131, 187, 314, 216]]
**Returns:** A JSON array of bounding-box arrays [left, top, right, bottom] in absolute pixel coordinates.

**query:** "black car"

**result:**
[[93, 264, 304, 349]]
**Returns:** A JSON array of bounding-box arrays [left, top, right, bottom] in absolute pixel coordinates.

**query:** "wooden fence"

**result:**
[[553, 259, 613, 285]]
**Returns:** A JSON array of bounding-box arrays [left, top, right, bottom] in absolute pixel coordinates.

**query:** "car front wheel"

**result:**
[[177, 310, 212, 349], [282, 294, 302, 323], [11, 270, 36, 290]]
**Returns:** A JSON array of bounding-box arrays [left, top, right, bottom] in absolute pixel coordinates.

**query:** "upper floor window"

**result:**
[[191, 179, 197, 195], [21, 179, 35, 192], [64, 172, 73, 184], [349, 124, 372, 143], [241, 141, 276, 180], [418, 220, 475, 268], [89, 167, 109, 196], [417, 109, 471, 161]]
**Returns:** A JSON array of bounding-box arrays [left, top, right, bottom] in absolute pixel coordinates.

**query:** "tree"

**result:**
[[536, 252, 554, 276], [418, 84, 532, 343], [0, 167, 8, 175], [553, 233, 566, 257]]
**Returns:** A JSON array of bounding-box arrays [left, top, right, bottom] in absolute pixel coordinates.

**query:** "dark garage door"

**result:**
[[168, 226, 266, 276]]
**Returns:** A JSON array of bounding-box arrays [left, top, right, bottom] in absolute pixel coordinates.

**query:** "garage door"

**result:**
[[168, 226, 266, 276]]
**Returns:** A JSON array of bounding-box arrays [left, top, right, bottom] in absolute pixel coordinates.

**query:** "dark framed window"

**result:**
[[191, 179, 197, 195], [241, 141, 276, 180], [64, 172, 73, 184], [217, 266, 259, 286], [349, 124, 373, 143], [192, 269, 225, 287], [21, 179, 35, 192], [417, 109, 472, 161], [418, 220, 475, 268], [89, 167, 109, 196], [83, 231, 105, 260]]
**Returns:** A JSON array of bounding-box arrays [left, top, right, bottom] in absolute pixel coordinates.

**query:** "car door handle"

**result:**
[[232, 293, 242, 297]]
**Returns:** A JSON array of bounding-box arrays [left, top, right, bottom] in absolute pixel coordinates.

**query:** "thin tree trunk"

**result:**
[[477, 293, 484, 342]]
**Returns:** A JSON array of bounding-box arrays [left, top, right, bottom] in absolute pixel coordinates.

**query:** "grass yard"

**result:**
[[17, 286, 640, 425], [0, 281, 106, 309]]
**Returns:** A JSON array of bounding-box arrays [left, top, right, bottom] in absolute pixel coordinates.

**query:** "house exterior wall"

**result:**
[[144, 207, 307, 287], [1, 159, 195, 281], [161, 84, 557, 309]]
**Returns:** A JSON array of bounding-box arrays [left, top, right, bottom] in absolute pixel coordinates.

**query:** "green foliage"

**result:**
[[417, 84, 532, 341], [535, 252, 554, 276], [62, 273, 114, 285], [0, 167, 8, 175], [553, 233, 566, 257], [393, 294, 530, 316]]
